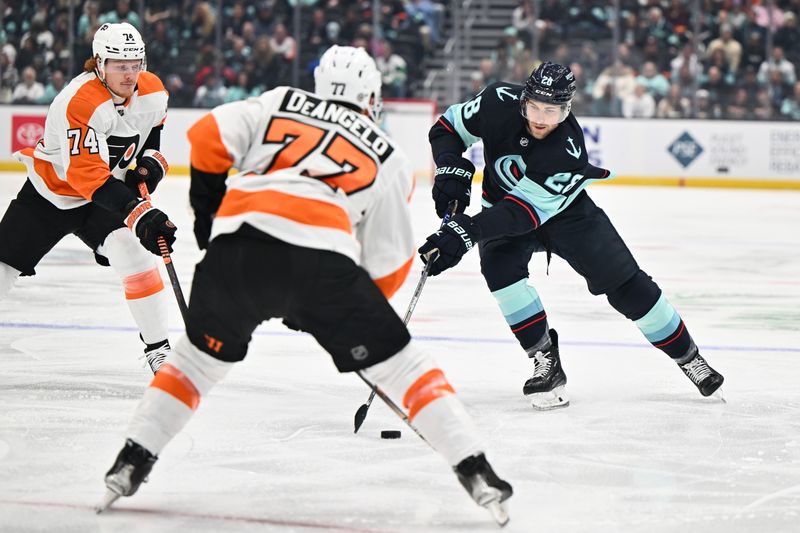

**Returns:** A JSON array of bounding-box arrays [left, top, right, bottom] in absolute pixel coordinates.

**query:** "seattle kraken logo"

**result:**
[[565, 137, 582, 159], [494, 155, 527, 192]]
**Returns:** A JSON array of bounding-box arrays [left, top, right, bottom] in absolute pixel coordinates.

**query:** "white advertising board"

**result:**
[[2, 104, 798, 188]]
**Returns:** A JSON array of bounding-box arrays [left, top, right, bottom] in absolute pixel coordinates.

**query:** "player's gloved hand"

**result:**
[[124, 199, 177, 255], [125, 149, 169, 195], [432, 155, 474, 218], [418, 213, 476, 276], [193, 213, 213, 250]]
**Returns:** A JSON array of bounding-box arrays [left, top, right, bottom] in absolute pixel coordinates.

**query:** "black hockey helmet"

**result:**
[[520, 61, 576, 124]]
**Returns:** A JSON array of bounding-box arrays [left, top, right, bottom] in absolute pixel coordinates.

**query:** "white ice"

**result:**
[[1, 172, 799, 533]]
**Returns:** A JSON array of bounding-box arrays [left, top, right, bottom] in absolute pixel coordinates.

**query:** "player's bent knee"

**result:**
[[605, 269, 662, 321], [99, 228, 157, 276], [0, 262, 21, 298], [163, 335, 236, 398]]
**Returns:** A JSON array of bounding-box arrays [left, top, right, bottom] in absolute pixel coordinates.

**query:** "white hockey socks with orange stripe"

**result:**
[[127, 335, 234, 455], [99, 228, 169, 345], [362, 342, 484, 466]]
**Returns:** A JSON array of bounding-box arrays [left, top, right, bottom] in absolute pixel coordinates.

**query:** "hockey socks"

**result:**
[[491, 278, 548, 349], [362, 342, 484, 465], [635, 293, 695, 360]]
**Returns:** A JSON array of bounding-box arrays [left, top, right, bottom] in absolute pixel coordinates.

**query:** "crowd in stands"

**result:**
[[486, 0, 800, 120], [1, 0, 441, 107], [1, 0, 799, 121]]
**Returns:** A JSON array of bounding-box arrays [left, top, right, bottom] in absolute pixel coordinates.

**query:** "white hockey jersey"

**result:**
[[187, 87, 416, 299], [14, 70, 168, 209]]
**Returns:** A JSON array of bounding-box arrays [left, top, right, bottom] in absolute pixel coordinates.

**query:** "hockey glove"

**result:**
[[124, 199, 177, 256], [125, 149, 169, 195], [418, 213, 477, 276], [432, 155, 474, 218]]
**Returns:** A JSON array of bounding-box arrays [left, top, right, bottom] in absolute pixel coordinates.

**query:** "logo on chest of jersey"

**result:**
[[107, 134, 141, 170], [493, 155, 527, 193]]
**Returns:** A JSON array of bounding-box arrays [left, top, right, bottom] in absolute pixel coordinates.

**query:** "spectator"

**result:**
[[636, 61, 670, 100], [656, 84, 691, 118], [190, 2, 216, 45], [741, 31, 766, 72], [726, 87, 752, 119], [164, 73, 193, 108], [671, 42, 701, 80], [77, 1, 101, 40], [622, 83, 656, 118], [38, 69, 65, 105], [100, 0, 142, 29], [706, 24, 742, 73], [774, 13, 800, 64], [0, 49, 19, 104], [766, 68, 793, 112], [512, 0, 535, 44], [12, 66, 44, 104], [780, 81, 800, 120], [694, 89, 722, 119], [224, 71, 254, 103], [405, 0, 443, 44], [701, 65, 734, 108], [753, 88, 773, 119], [757, 46, 797, 86], [592, 61, 637, 102], [375, 41, 407, 98], [193, 72, 227, 108], [591, 84, 622, 117], [271, 22, 297, 63]]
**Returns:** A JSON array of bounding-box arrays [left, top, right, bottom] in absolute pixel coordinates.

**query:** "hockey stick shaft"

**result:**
[[353, 200, 458, 433], [138, 182, 190, 326]]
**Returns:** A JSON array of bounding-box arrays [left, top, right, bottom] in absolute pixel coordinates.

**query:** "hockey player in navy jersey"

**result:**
[[419, 61, 724, 409]]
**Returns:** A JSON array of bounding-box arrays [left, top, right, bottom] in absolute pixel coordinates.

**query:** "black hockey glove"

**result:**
[[125, 149, 169, 195], [418, 213, 477, 276], [432, 155, 474, 218], [124, 199, 177, 256]]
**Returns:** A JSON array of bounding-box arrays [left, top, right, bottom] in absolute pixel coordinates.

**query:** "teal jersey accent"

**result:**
[[492, 279, 545, 325], [635, 294, 682, 343], [443, 102, 482, 149], [509, 171, 615, 225]]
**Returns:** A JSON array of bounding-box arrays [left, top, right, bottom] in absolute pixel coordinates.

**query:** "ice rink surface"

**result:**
[[1, 172, 798, 533]]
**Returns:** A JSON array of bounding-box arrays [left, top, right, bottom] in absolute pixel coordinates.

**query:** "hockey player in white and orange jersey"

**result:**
[[98, 46, 513, 524], [0, 23, 177, 372]]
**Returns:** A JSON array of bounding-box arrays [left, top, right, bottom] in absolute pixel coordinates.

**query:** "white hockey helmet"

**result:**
[[314, 45, 382, 121], [92, 22, 146, 78]]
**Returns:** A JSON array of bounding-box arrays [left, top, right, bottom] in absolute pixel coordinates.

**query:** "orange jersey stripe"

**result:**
[[65, 80, 114, 199], [20, 147, 83, 198], [187, 113, 234, 174], [403, 368, 455, 421], [136, 71, 166, 96], [150, 363, 201, 410], [123, 268, 164, 300], [373, 255, 413, 300], [217, 189, 352, 234]]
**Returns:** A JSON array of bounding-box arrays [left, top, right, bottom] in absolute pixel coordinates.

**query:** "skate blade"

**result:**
[[710, 387, 725, 403], [486, 499, 510, 527], [526, 385, 569, 411], [94, 489, 121, 514]]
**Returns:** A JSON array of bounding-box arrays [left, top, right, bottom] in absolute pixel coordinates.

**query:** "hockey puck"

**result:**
[[380, 430, 401, 439]]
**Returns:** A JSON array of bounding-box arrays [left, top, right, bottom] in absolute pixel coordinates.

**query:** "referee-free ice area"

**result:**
[[1, 172, 799, 533]]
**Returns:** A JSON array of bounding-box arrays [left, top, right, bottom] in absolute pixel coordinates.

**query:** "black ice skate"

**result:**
[[95, 439, 158, 513], [142, 339, 170, 373], [677, 350, 724, 398], [454, 453, 513, 526], [522, 329, 569, 410]]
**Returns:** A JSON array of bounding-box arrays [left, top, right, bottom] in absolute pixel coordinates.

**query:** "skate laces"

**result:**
[[140, 342, 170, 372], [681, 355, 713, 384], [531, 350, 553, 378]]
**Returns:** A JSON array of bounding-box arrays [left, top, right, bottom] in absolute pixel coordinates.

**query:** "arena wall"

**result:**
[[2, 103, 799, 189]]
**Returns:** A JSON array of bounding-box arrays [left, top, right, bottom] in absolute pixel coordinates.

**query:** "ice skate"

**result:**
[[523, 329, 569, 410], [454, 453, 513, 526], [96, 439, 158, 513], [677, 350, 724, 398], [141, 340, 170, 373]]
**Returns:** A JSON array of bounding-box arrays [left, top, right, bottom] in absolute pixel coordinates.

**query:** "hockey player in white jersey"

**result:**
[[97, 46, 513, 524], [0, 23, 177, 372]]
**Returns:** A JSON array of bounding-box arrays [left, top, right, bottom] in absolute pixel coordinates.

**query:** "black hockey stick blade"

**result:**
[[354, 389, 376, 433]]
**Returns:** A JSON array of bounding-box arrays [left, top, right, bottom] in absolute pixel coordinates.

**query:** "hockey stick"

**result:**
[[353, 200, 458, 433], [137, 182, 189, 325]]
